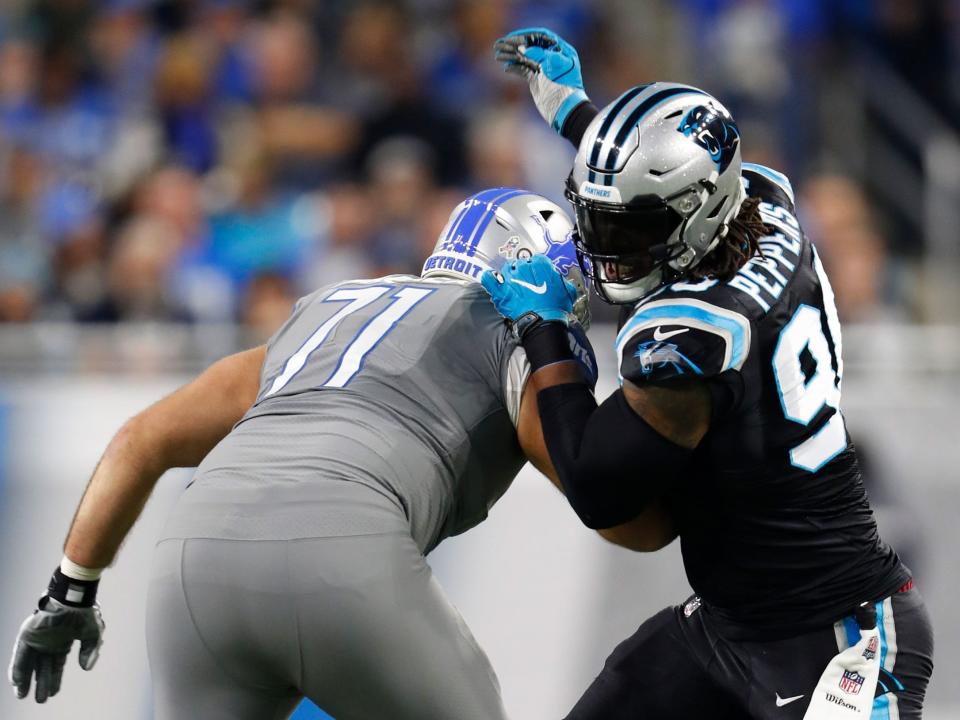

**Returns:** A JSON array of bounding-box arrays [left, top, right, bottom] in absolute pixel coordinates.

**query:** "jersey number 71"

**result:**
[[265, 285, 435, 396]]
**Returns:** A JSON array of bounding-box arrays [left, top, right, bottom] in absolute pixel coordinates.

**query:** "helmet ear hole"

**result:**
[[706, 195, 728, 219], [538, 209, 555, 221]]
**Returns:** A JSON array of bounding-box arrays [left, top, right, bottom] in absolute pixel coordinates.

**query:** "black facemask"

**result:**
[[566, 184, 685, 301]]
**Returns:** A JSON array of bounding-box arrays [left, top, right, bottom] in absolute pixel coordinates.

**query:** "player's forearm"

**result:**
[[63, 417, 168, 568], [560, 101, 599, 149], [63, 346, 266, 568], [596, 501, 678, 552], [63, 400, 232, 569]]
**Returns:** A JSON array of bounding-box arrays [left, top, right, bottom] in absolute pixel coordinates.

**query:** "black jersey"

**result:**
[[616, 163, 908, 638]]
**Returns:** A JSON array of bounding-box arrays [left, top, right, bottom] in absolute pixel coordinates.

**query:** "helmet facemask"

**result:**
[[566, 178, 715, 304]]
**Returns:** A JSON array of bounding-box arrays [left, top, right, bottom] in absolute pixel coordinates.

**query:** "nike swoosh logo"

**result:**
[[511, 278, 547, 294], [653, 326, 689, 341], [775, 694, 804, 707]]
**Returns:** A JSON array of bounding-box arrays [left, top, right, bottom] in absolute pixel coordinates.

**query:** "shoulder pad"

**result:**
[[616, 296, 752, 383], [742, 163, 795, 213]]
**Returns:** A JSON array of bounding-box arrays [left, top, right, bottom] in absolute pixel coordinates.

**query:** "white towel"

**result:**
[[803, 622, 881, 719]]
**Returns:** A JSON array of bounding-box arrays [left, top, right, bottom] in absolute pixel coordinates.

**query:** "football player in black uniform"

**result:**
[[483, 29, 934, 719]]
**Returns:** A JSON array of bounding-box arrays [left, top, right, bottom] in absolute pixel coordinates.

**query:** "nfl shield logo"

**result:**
[[839, 670, 865, 695]]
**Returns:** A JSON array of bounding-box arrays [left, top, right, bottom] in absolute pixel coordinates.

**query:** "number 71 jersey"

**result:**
[[221, 276, 528, 555], [616, 165, 907, 634]]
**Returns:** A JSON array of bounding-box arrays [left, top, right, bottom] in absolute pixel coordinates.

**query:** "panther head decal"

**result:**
[[677, 104, 740, 173]]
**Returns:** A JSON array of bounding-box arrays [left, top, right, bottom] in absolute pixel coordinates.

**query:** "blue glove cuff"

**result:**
[[553, 89, 589, 133]]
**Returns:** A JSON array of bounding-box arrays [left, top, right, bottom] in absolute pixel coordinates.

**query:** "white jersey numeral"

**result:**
[[322, 287, 434, 388], [772, 288, 846, 472], [266, 285, 433, 396]]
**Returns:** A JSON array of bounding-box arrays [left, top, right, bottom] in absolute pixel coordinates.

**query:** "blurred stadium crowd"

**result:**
[[0, 0, 958, 337]]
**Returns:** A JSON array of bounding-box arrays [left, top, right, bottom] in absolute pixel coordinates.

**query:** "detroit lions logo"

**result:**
[[544, 229, 580, 279], [530, 213, 560, 248], [677, 104, 740, 172], [635, 340, 702, 376]]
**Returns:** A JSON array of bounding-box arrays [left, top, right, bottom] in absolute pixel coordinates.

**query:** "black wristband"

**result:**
[[520, 321, 575, 373], [560, 101, 599, 149], [47, 566, 99, 608]]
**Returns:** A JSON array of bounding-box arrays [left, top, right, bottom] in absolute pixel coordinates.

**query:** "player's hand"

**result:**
[[481, 254, 578, 336], [9, 571, 105, 703], [494, 27, 589, 133]]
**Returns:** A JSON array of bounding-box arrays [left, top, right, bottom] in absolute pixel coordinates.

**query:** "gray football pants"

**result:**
[[146, 534, 508, 720]]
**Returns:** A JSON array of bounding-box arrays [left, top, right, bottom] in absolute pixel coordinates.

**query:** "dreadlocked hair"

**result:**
[[686, 196, 771, 282]]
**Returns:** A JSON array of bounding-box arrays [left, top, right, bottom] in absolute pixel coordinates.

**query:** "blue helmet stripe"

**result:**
[[588, 85, 648, 171], [454, 202, 490, 256], [445, 187, 513, 256], [603, 87, 706, 171], [464, 188, 526, 253], [442, 202, 471, 247]]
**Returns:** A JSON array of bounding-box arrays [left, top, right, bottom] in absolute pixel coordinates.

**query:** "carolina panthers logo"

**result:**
[[635, 340, 702, 376], [677, 104, 740, 172]]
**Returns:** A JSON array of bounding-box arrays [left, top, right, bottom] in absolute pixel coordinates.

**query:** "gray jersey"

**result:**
[[161, 275, 528, 553]]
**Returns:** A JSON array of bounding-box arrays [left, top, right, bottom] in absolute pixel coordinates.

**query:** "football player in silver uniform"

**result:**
[[8, 188, 662, 719]]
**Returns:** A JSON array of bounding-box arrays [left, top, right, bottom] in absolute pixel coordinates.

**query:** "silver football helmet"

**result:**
[[567, 82, 746, 304], [423, 187, 591, 328]]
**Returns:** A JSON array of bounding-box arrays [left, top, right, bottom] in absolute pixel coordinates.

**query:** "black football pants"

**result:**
[[565, 587, 933, 720]]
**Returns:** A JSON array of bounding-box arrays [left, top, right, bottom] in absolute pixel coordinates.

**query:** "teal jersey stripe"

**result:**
[[617, 303, 749, 372], [873, 600, 891, 720], [743, 163, 795, 204]]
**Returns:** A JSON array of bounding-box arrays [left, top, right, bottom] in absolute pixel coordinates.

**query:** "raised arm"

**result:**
[[494, 28, 600, 148], [9, 345, 265, 704]]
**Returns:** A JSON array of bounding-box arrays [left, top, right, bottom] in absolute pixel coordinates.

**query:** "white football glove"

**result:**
[[9, 572, 105, 703]]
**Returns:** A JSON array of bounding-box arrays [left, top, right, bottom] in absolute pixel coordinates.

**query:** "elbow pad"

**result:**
[[538, 385, 693, 529]]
